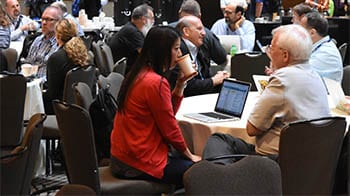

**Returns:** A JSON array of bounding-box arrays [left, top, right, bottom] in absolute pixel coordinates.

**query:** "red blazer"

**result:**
[[110, 67, 187, 179]]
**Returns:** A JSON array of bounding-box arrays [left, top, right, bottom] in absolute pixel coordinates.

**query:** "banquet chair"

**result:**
[[338, 43, 348, 64], [230, 52, 270, 91], [42, 65, 97, 175], [92, 40, 112, 77], [91, 41, 105, 76], [56, 184, 96, 196], [52, 100, 174, 195], [0, 73, 26, 148], [113, 57, 127, 76], [73, 82, 94, 110], [100, 41, 115, 75], [1, 113, 46, 195], [333, 129, 349, 195], [183, 156, 282, 195], [278, 116, 346, 195], [1, 48, 18, 73], [98, 72, 124, 100], [342, 65, 350, 95]]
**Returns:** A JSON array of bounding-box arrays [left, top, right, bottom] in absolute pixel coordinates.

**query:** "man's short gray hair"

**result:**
[[131, 4, 153, 19], [272, 24, 312, 63]]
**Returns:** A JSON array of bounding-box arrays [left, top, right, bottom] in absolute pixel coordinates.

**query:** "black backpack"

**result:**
[[89, 85, 117, 161]]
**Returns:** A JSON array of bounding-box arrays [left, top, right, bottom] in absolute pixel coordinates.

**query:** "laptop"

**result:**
[[184, 79, 251, 123], [217, 35, 241, 54]]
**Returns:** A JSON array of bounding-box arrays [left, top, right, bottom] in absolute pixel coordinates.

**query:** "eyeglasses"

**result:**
[[266, 44, 286, 53], [41, 18, 58, 23]]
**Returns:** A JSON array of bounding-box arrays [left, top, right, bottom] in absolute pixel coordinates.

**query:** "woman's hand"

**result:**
[[183, 148, 202, 162]]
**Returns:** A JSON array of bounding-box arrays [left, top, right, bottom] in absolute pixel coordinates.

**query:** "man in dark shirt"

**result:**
[[108, 4, 154, 74]]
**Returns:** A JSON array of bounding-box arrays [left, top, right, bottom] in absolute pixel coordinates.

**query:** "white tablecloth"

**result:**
[[176, 92, 350, 155], [24, 79, 45, 121]]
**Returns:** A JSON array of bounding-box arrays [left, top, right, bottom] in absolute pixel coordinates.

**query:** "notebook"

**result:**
[[184, 79, 251, 123], [217, 35, 241, 54]]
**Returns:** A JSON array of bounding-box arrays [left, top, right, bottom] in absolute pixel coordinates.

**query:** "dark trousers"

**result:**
[[110, 151, 193, 188]]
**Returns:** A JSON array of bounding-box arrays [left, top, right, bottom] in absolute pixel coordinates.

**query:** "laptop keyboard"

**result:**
[[200, 112, 233, 119]]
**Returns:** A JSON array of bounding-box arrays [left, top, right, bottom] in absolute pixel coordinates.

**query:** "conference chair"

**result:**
[[0, 73, 26, 148], [342, 65, 350, 95], [113, 57, 127, 76], [53, 100, 174, 195], [56, 184, 96, 196], [183, 156, 282, 195], [100, 41, 115, 75], [73, 82, 94, 110], [42, 66, 97, 175], [98, 72, 124, 100], [279, 116, 346, 195], [338, 42, 348, 65], [1, 113, 46, 195], [333, 129, 349, 195], [92, 40, 113, 77], [1, 48, 18, 73], [230, 52, 270, 91]]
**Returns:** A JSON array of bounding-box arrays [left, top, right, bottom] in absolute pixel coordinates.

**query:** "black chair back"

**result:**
[[184, 156, 282, 194], [0, 73, 26, 147], [63, 66, 96, 104], [279, 116, 347, 195], [230, 52, 270, 91], [1, 113, 46, 195]]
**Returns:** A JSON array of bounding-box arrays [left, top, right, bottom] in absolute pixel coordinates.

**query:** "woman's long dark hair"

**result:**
[[117, 26, 181, 112]]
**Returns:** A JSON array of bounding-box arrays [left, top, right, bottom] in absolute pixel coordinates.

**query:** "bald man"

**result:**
[[211, 1, 255, 51], [5, 0, 39, 41], [170, 16, 230, 97]]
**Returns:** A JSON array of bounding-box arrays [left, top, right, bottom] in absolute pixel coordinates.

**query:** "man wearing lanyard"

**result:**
[[174, 16, 230, 97], [300, 11, 343, 82], [5, 0, 39, 41]]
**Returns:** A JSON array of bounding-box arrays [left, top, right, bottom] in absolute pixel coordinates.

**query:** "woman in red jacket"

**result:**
[[110, 26, 201, 188]]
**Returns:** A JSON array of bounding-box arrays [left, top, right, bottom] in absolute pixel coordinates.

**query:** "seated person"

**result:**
[[291, 3, 312, 24], [0, 2, 10, 49], [108, 4, 154, 74], [203, 24, 330, 159], [169, 16, 229, 97], [51, 1, 84, 36], [5, 0, 39, 41], [211, 1, 255, 52], [43, 19, 90, 114], [170, 0, 227, 67], [300, 11, 343, 82], [110, 26, 201, 189], [21, 6, 62, 78]]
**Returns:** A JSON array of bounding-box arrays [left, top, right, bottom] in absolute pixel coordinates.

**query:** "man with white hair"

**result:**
[[203, 24, 330, 159], [211, 1, 255, 51], [5, 0, 39, 41]]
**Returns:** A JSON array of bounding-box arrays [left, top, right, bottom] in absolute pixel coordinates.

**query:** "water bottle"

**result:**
[[230, 44, 237, 57]]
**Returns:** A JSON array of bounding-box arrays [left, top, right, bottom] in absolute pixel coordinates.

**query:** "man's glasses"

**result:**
[[41, 18, 58, 23]]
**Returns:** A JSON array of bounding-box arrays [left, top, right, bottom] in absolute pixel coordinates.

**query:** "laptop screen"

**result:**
[[217, 35, 241, 54], [214, 79, 251, 117]]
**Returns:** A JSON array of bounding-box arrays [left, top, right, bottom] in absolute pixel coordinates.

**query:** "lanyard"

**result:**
[[312, 38, 332, 53]]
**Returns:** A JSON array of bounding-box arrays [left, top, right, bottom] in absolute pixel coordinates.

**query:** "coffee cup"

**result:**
[[21, 64, 32, 77], [31, 65, 39, 76], [177, 54, 197, 81]]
